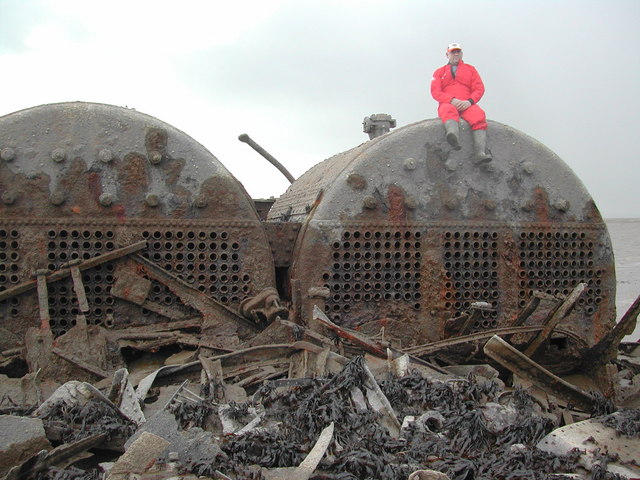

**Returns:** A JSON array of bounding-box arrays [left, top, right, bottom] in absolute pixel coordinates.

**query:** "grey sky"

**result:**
[[0, 0, 638, 218]]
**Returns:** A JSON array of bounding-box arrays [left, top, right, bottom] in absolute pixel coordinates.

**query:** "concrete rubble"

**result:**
[[0, 416, 51, 478]]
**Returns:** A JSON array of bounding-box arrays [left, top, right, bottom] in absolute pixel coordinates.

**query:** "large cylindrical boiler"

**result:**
[[0, 102, 276, 338], [269, 119, 615, 367]]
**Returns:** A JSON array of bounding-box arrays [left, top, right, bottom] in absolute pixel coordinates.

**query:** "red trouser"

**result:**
[[438, 103, 487, 130]]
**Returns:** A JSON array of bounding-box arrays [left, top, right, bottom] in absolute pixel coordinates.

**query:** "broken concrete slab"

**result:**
[[125, 401, 223, 465], [537, 415, 640, 478], [107, 369, 145, 426], [0, 373, 61, 412], [480, 402, 519, 434], [408, 470, 451, 480], [106, 432, 169, 480], [0, 415, 51, 478], [4, 433, 106, 480], [408, 470, 449, 480]]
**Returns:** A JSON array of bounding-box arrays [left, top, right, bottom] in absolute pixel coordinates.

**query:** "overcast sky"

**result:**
[[0, 0, 638, 218]]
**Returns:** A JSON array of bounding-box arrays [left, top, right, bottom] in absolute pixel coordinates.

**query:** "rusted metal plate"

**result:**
[[111, 270, 152, 306]]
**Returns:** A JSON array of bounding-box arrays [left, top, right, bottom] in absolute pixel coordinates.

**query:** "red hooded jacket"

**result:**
[[431, 60, 485, 105]]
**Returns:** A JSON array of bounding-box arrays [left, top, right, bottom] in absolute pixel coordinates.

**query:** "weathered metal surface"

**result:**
[[0, 102, 277, 338], [262, 222, 301, 268], [405, 324, 587, 357], [269, 119, 616, 366], [523, 282, 585, 357], [239, 287, 289, 324], [484, 335, 596, 411]]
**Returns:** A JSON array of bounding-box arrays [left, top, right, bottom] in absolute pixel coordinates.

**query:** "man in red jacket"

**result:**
[[431, 43, 492, 164]]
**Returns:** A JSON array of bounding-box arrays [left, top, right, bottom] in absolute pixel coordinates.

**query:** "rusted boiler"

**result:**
[[268, 119, 616, 366], [0, 102, 277, 341], [0, 102, 618, 372]]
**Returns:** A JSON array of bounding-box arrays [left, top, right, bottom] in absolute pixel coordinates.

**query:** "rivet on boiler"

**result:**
[[554, 198, 570, 212], [2, 191, 16, 205], [195, 195, 208, 208], [522, 161, 535, 174], [362, 195, 377, 209], [51, 148, 66, 163], [99, 193, 114, 207], [149, 151, 163, 165], [404, 157, 417, 170], [0, 147, 15, 162], [50, 190, 66, 206], [98, 149, 114, 163], [145, 194, 160, 207]]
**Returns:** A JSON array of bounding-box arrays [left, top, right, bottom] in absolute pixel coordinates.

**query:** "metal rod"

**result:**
[[238, 133, 295, 184], [0, 240, 148, 302]]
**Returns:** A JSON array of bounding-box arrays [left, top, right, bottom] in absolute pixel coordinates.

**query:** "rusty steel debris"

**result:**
[[483, 335, 597, 412], [0, 102, 638, 479]]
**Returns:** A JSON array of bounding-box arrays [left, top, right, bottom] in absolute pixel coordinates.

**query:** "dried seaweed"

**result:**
[[222, 429, 305, 468], [168, 397, 215, 429], [590, 391, 616, 417], [198, 358, 587, 479], [39, 398, 137, 443], [598, 408, 640, 437], [34, 466, 101, 480], [181, 449, 263, 480], [34, 355, 621, 480]]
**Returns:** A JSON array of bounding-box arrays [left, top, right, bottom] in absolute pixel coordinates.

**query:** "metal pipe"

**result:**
[[238, 133, 295, 184]]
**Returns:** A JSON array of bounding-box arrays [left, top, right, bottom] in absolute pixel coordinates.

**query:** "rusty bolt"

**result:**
[[484, 199, 497, 211], [1, 147, 15, 162], [444, 198, 458, 210], [145, 194, 160, 207], [521, 200, 534, 212], [149, 151, 163, 165], [522, 161, 535, 174], [308, 286, 330, 299], [445, 160, 458, 172], [404, 157, 417, 170], [553, 198, 570, 212], [2, 191, 16, 205], [405, 195, 417, 210], [195, 195, 208, 208], [98, 149, 114, 163], [99, 193, 114, 206], [51, 148, 66, 163], [346, 173, 367, 191], [362, 195, 377, 209], [50, 190, 66, 206]]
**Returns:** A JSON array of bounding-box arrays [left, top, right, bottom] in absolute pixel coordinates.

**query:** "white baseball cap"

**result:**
[[447, 43, 462, 53]]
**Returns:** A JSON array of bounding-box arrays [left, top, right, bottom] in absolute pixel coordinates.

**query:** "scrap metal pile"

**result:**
[[1, 301, 639, 480], [0, 103, 639, 479]]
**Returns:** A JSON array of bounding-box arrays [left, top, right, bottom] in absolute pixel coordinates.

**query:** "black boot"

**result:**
[[444, 120, 461, 150]]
